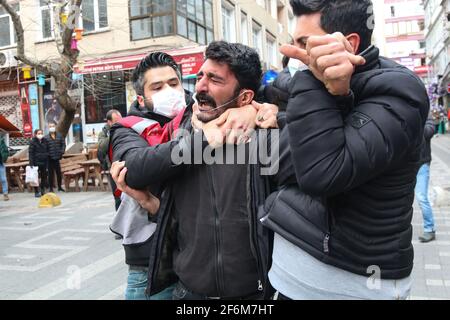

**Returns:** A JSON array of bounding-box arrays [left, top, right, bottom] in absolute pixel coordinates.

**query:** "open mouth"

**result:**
[[195, 93, 216, 112]]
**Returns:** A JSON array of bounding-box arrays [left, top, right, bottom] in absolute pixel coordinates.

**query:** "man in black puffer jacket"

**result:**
[[46, 122, 66, 192], [260, 0, 429, 300]]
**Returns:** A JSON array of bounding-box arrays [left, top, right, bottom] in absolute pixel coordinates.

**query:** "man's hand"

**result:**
[[280, 32, 366, 96], [110, 161, 160, 215], [217, 105, 257, 145], [253, 101, 279, 129], [191, 109, 226, 148], [191, 104, 257, 147]]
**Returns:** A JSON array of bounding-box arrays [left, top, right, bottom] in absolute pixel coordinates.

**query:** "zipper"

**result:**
[[247, 165, 265, 294], [207, 166, 224, 296], [258, 280, 263, 291], [145, 192, 170, 296]]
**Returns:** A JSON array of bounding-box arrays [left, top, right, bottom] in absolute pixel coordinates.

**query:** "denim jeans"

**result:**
[[124, 268, 175, 300], [0, 163, 8, 194], [415, 163, 435, 233]]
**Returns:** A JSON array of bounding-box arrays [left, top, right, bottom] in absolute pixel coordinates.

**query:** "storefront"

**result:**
[[73, 46, 205, 144]]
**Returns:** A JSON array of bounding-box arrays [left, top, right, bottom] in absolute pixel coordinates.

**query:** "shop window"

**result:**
[[83, 71, 129, 123]]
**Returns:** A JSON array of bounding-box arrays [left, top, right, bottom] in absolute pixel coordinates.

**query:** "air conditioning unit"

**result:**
[[0, 49, 18, 68]]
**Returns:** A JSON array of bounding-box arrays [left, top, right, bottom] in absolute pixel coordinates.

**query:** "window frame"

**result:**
[[252, 20, 263, 57], [0, 2, 19, 49], [38, 0, 108, 42], [129, 0, 175, 41], [221, 0, 236, 42], [175, 0, 214, 45], [266, 32, 277, 68], [240, 11, 248, 45]]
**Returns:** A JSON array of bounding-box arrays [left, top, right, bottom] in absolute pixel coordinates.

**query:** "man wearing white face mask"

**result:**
[[108, 52, 190, 300], [46, 122, 66, 192]]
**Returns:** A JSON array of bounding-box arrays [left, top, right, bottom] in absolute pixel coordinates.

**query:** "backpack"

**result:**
[[0, 139, 9, 164]]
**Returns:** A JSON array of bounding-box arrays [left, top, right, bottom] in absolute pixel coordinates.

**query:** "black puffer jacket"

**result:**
[[256, 68, 291, 112], [46, 133, 65, 160], [261, 46, 429, 280], [29, 137, 49, 166]]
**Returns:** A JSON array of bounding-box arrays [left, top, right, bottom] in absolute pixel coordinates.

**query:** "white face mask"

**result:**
[[150, 87, 186, 118], [287, 58, 310, 77], [287, 58, 301, 77], [36, 134, 44, 140], [49, 127, 56, 133]]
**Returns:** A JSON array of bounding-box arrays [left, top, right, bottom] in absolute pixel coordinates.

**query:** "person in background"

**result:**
[[46, 122, 66, 193], [416, 117, 437, 243], [29, 129, 49, 198], [0, 134, 9, 201], [98, 109, 123, 211]]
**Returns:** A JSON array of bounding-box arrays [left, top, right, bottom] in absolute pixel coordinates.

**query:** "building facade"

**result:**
[[0, 0, 291, 147], [424, 0, 450, 108], [377, 0, 428, 80]]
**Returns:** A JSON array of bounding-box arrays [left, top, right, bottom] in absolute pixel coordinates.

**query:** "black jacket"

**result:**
[[261, 46, 429, 280], [29, 137, 49, 167], [256, 68, 291, 112], [419, 119, 435, 165], [110, 105, 275, 298], [108, 99, 173, 267], [46, 133, 65, 161]]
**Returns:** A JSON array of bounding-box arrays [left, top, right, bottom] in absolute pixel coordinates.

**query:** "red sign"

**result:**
[[414, 65, 429, 74], [75, 51, 205, 77], [173, 52, 204, 77], [19, 84, 33, 138]]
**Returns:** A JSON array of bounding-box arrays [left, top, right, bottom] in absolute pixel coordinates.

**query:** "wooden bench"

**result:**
[[60, 154, 88, 192], [63, 168, 85, 192]]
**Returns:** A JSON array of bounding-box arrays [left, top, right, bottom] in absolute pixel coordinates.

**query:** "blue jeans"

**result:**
[[415, 163, 435, 233], [0, 163, 8, 194], [125, 268, 175, 300]]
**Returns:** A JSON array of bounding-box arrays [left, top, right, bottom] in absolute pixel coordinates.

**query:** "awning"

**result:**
[[74, 46, 206, 78], [0, 114, 23, 137]]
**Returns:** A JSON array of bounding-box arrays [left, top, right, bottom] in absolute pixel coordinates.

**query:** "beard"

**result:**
[[142, 98, 154, 112], [195, 91, 239, 123]]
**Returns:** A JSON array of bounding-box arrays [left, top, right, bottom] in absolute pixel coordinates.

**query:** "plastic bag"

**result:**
[[25, 166, 39, 187]]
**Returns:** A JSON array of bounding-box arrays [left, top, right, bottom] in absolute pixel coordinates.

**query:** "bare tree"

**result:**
[[0, 0, 82, 137]]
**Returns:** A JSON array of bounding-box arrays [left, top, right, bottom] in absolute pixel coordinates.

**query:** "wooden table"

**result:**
[[4, 161, 29, 192], [80, 159, 105, 192], [63, 153, 87, 159]]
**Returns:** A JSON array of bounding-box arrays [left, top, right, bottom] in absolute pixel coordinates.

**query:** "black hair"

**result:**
[[290, 0, 374, 53], [282, 55, 290, 69], [34, 129, 42, 135], [204, 41, 262, 94], [132, 52, 182, 96], [106, 109, 121, 121]]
